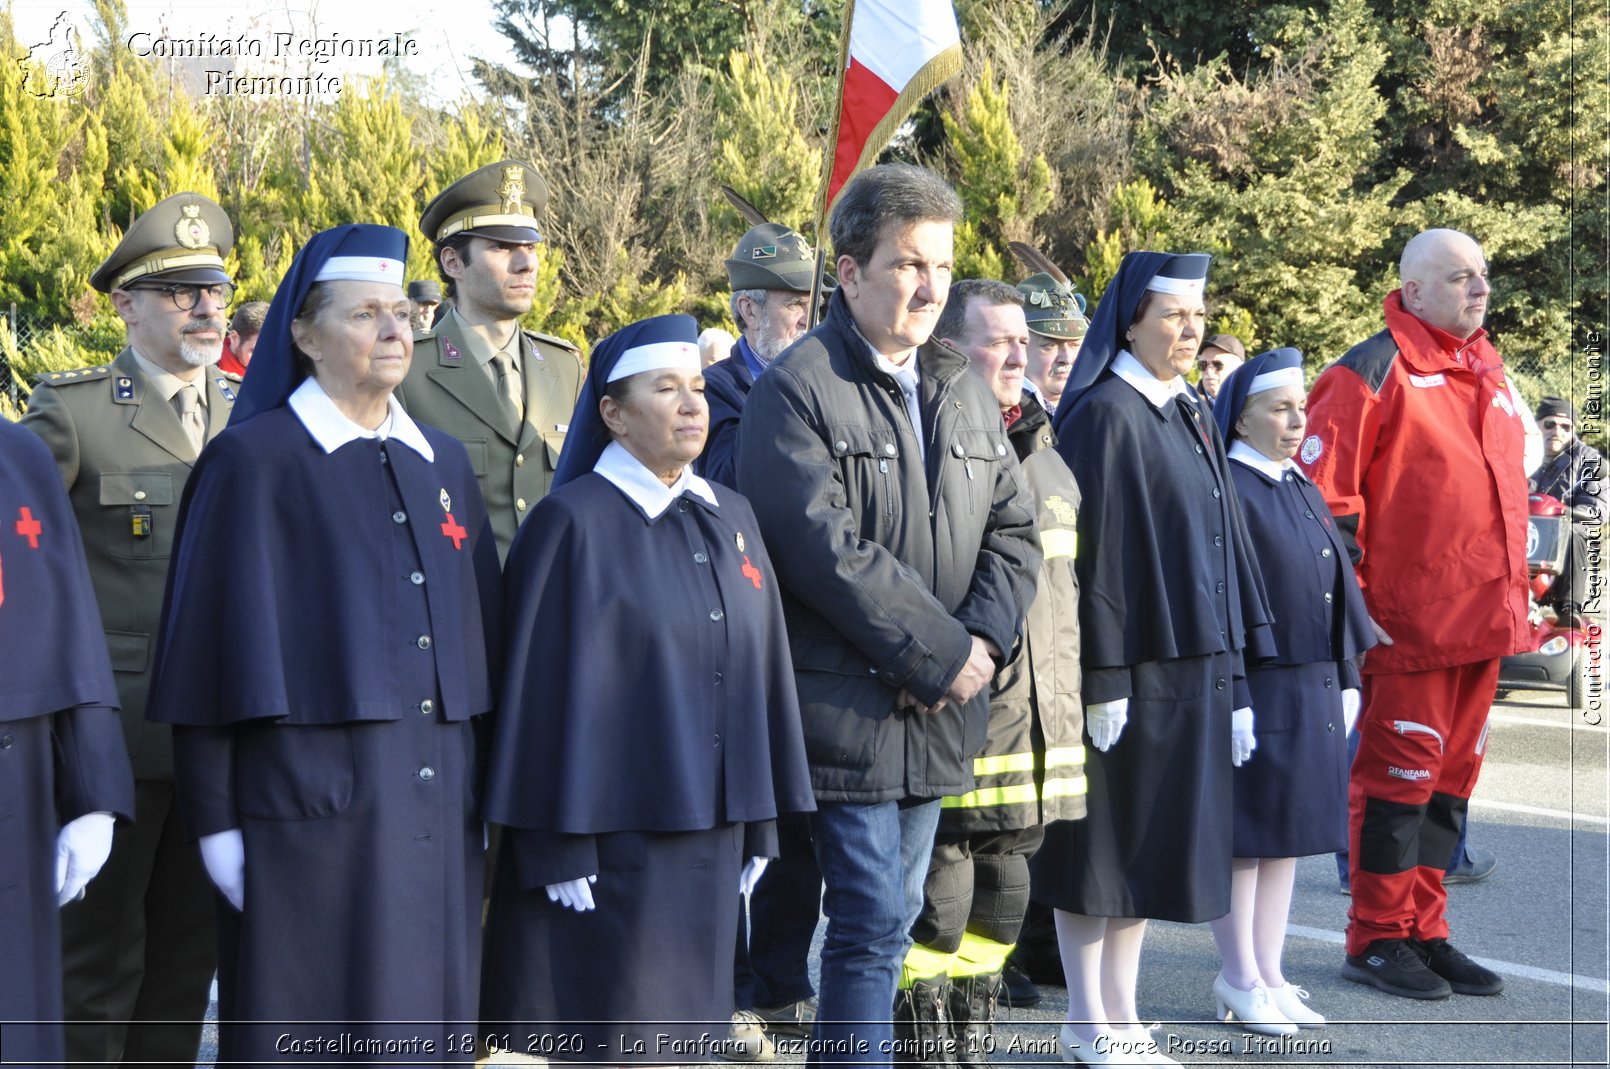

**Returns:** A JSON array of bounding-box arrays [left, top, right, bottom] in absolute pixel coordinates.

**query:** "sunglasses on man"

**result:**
[[1541, 418, 1574, 432]]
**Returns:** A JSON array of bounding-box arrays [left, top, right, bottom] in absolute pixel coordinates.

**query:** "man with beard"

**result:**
[[21, 191, 239, 1068], [396, 160, 584, 562], [698, 222, 817, 488]]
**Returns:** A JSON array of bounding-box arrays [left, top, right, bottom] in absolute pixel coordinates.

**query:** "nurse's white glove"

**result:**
[[1231, 707, 1257, 767], [545, 875, 597, 912], [739, 857, 769, 897], [56, 812, 115, 906], [1085, 698, 1129, 752], [199, 829, 246, 911], [1342, 689, 1361, 734]]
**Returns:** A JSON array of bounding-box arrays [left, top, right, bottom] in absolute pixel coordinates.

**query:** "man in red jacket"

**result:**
[[1299, 228, 1530, 1001]]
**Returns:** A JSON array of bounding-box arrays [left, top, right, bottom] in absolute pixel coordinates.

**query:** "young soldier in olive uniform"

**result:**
[[20, 192, 240, 1069], [395, 161, 584, 562]]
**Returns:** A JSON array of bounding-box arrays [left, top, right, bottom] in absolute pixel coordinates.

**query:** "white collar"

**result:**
[[1228, 438, 1304, 481], [1112, 349, 1190, 409], [594, 440, 719, 519], [288, 377, 435, 461]]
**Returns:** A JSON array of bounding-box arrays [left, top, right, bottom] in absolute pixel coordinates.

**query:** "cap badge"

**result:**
[[735, 531, 746, 553], [497, 166, 526, 214], [175, 203, 210, 249], [751, 245, 777, 260]]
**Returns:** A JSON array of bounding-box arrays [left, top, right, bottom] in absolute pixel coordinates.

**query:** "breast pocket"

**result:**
[[98, 472, 175, 560], [828, 422, 901, 523], [236, 723, 356, 822], [946, 427, 1009, 516], [541, 431, 566, 472]]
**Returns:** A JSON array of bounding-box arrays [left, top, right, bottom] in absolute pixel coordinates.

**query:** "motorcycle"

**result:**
[[1497, 493, 1602, 708]]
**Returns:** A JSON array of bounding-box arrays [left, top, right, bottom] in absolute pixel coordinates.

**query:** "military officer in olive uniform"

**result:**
[[396, 160, 584, 561], [21, 192, 241, 1069], [1017, 272, 1088, 416]]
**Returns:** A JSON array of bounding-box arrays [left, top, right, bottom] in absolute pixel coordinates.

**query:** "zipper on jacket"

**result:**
[[928, 373, 956, 520], [1392, 719, 1445, 753]]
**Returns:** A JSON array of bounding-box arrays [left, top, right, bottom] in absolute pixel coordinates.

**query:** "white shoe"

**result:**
[[1267, 982, 1326, 1027], [1058, 1024, 1134, 1065], [1212, 973, 1298, 1037], [1120, 1025, 1181, 1067]]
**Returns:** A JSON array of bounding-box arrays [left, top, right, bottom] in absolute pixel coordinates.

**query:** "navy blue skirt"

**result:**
[[1232, 661, 1349, 858], [1030, 652, 1233, 923], [481, 823, 744, 1064]]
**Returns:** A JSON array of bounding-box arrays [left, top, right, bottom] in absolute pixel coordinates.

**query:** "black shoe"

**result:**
[[999, 960, 1042, 1008], [1343, 938, 1453, 1000], [1416, 938, 1504, 995], [1443, 845, 1498, 885]]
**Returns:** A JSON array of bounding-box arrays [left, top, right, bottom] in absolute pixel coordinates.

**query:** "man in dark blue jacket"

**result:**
[[737, 164, 1040, 1068], [698, 222, 815, 489]]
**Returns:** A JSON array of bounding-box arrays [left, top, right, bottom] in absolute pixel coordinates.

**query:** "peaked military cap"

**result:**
[[725, 222, 817, 293], [421, 160, 547, 245], [1017, 272, 1089, 341], [90, 192, 233, 293]]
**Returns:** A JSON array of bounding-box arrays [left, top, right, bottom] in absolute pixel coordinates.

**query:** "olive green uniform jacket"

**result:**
[[395, 315, 583, 562], [20, 348, 239, 780]]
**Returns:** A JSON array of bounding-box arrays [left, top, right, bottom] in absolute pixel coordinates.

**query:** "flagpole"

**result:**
[[809, 0, 856, 330]]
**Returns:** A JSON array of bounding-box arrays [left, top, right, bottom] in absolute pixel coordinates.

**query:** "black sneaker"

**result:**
[[1416, 938, 1505, 995], [1343, 938, 1453, 999]]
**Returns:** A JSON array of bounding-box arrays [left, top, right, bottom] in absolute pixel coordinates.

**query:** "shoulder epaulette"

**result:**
[[33, 365, 112, 387], [413, 326, 438, 343], [218, 369, 243, 383], [525, 329, 582, 355], [1331, 329, 1399, 395]]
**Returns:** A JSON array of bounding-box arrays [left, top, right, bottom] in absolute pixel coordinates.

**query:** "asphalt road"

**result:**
[[195, 685, 1609, 1069]]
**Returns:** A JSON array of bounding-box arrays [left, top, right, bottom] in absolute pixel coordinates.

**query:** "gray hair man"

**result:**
[[696, 222, 816, 487]]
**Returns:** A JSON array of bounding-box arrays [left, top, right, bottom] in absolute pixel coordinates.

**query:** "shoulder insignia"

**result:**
[[527, 329, 582, 355], [219, 369, 243, 383], [1333, 329, 1399, 395], [35, 365, 110, 388]]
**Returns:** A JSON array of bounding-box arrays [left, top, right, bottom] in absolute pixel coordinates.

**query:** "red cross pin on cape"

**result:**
[[15, 506, 42, 548], [438, 488, 466, 550]]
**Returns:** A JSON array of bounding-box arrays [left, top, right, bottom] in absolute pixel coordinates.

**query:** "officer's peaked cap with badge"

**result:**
[[231, 224, 409, 427], [1018, 272, 1089, 341], [725, 222, 817, 293], [421, 160, 547, 246], [90, 192, 234, 293]]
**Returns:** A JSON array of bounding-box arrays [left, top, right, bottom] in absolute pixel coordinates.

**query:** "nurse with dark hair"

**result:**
[[1035, 251, 1274, 1066], [148, 224, 501, 1066], [1208, 348, 1376, 1035], [480, 314, 815, 1064]]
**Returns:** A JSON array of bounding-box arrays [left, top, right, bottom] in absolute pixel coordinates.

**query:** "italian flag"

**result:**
[[818, 0, 963, 223]]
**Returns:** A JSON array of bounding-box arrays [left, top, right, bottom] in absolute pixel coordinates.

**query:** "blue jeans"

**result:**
[[807, 798, 942, 1068]]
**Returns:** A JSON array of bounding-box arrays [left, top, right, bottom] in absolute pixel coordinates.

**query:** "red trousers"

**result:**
[[1345, 660, 1498, 955]]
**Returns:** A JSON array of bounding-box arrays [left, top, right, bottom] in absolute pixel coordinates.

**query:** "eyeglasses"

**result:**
[[130, 282, 236, 311], [1541, 419, 1574, 432]]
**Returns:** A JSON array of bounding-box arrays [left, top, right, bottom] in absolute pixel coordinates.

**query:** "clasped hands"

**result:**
[[896, 635, 1001, 716]]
